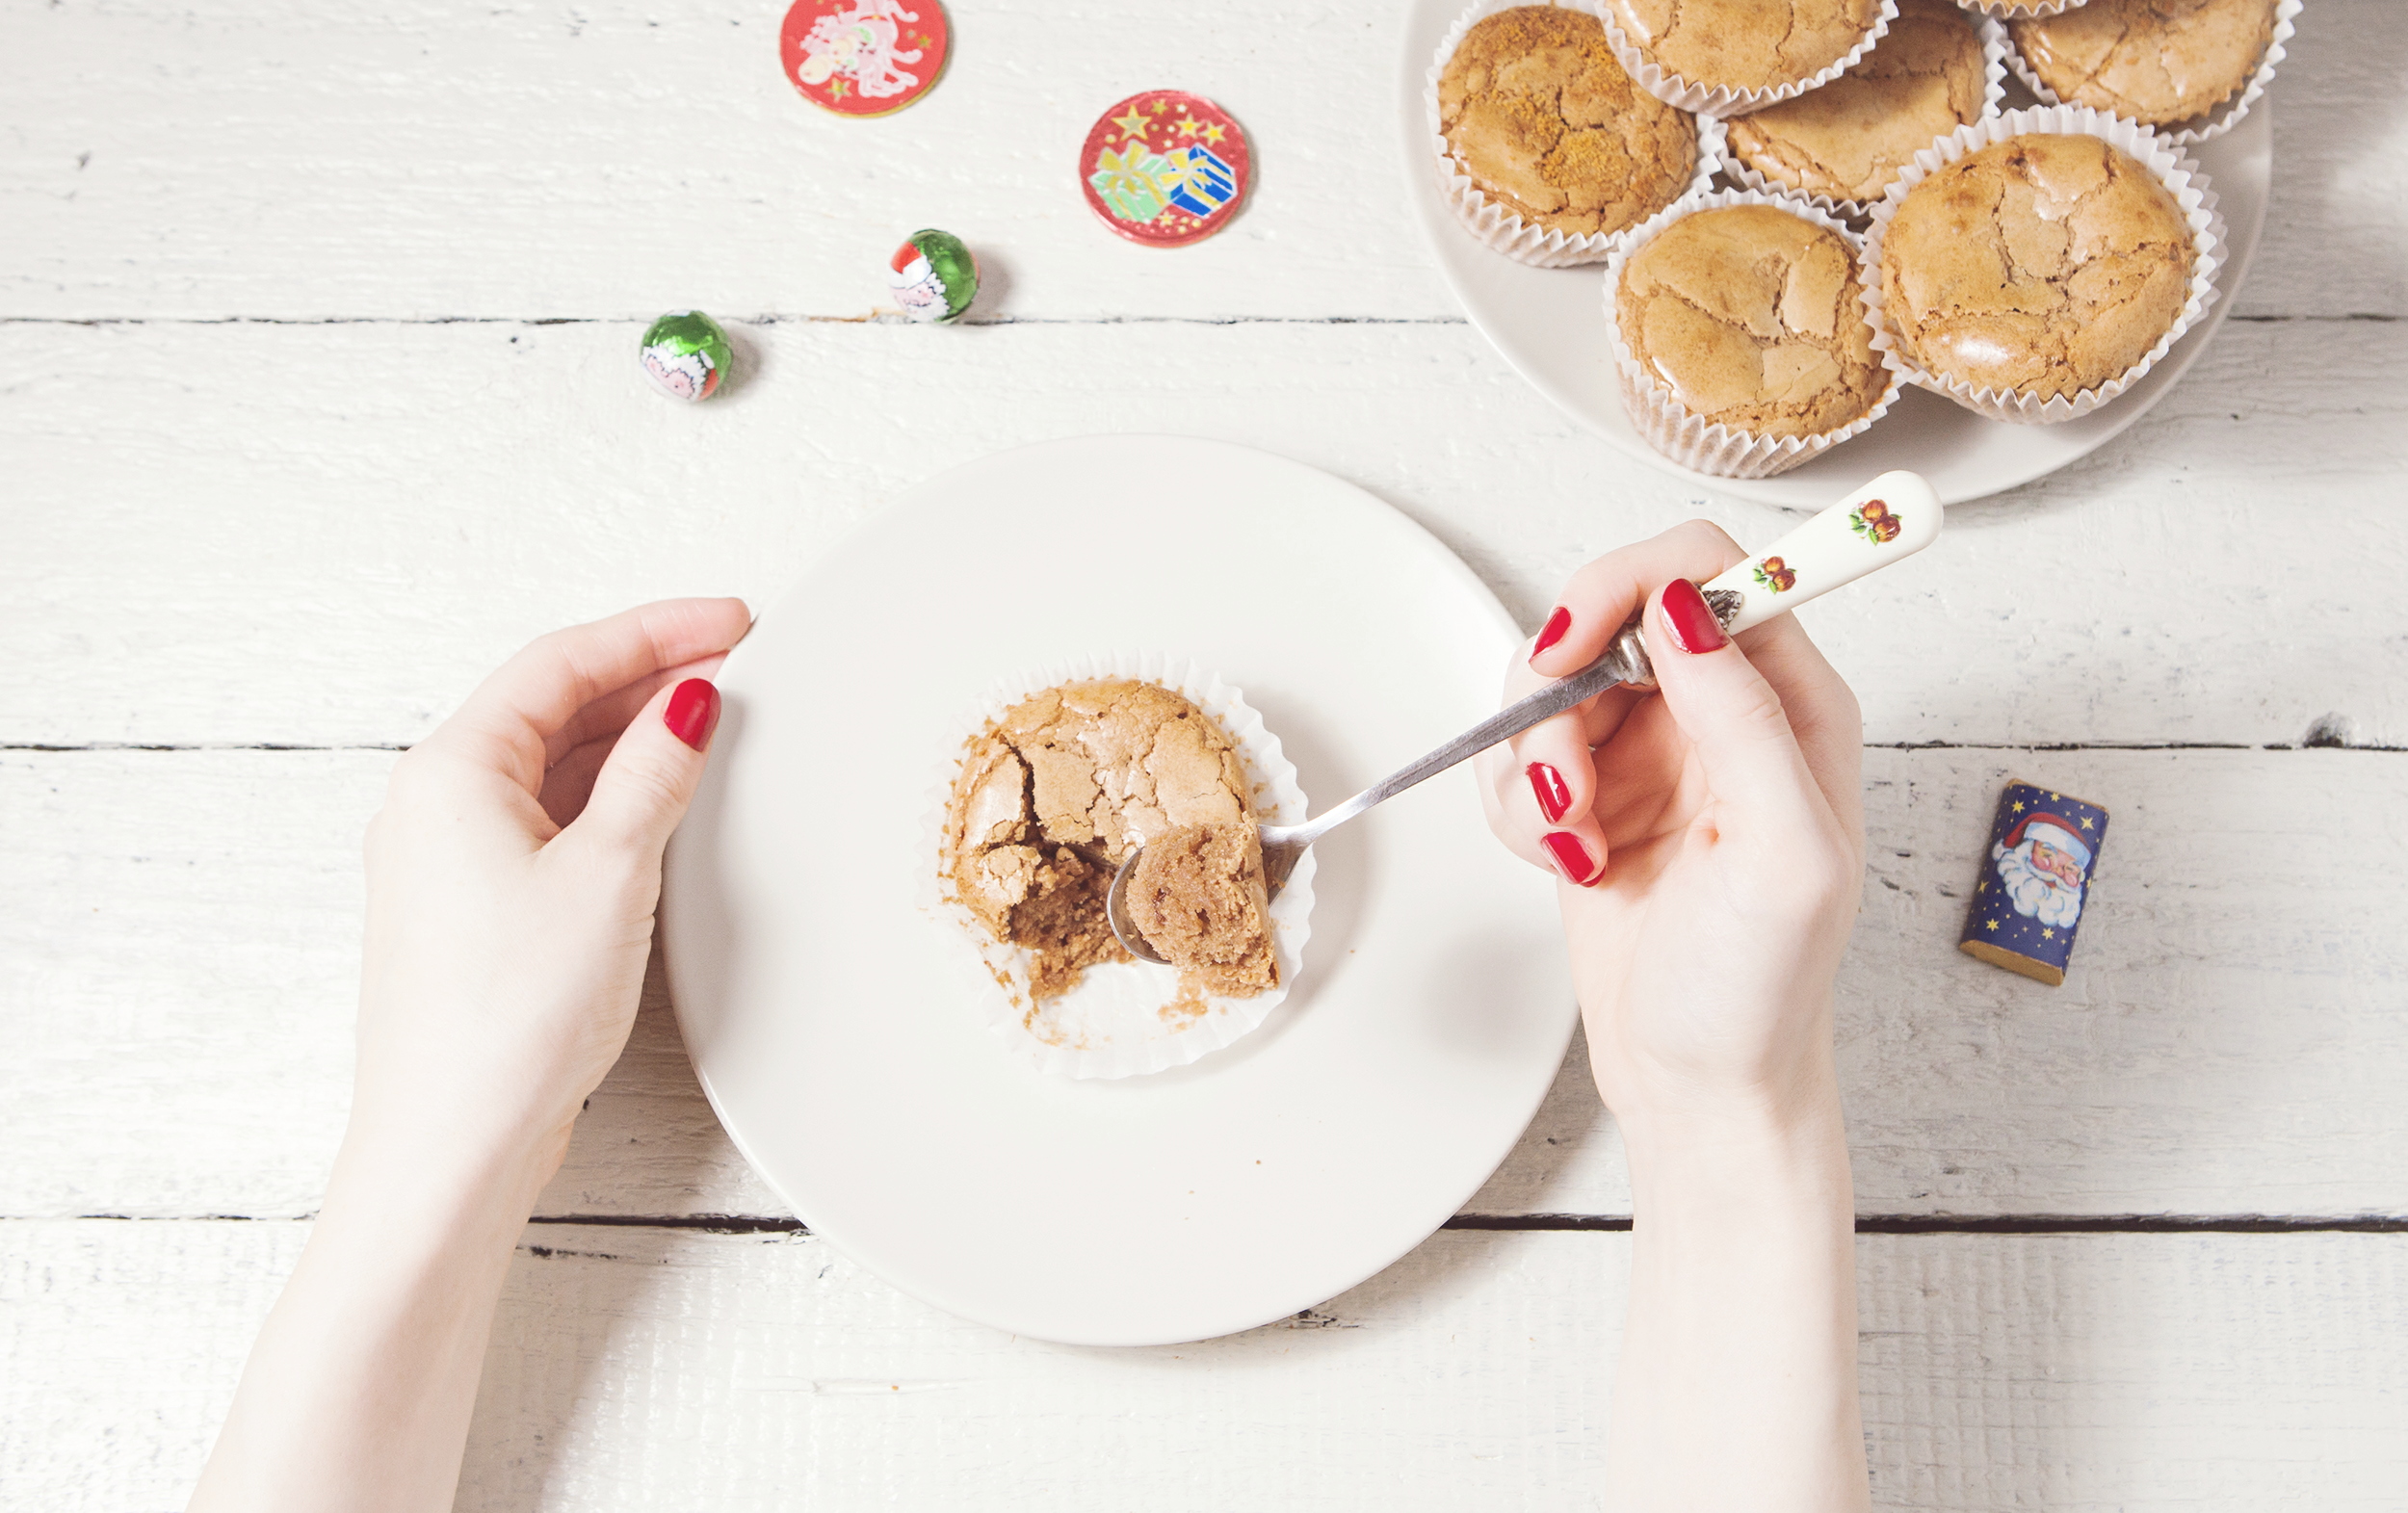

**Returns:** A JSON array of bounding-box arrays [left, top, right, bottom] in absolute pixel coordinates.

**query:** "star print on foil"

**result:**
[[1079, 91, 1252, 248]]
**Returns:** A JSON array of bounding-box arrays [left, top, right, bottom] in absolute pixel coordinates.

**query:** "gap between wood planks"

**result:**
[[46, 1213, 2408, 1234], [0, 313, 2395, 328]]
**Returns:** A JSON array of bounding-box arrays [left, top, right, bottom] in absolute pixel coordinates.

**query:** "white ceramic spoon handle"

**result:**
[[1698, 470, 1943, 636]]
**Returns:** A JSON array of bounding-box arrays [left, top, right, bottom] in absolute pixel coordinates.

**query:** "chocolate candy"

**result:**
[[1959, 780, 2110, 986], [1079, 91, 1253, 248], [888, 229, 979, 323], [780, 0, 950, 117], [638, 311, 733, 403]]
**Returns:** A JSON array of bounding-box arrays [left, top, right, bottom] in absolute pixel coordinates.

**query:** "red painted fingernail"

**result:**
[[1659, 579, 1728, 655], [1527, 762, 1571, 824], [1531, 606, 1572, 662], [664, 678, 720, 752], [1540, 830, 1602, 887]]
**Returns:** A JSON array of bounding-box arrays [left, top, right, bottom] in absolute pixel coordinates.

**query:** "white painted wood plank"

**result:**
[[6, 317, 2403, 749], [1, 0, 2396, 319], [7, 1220, 2404, 1511], [8, 746, 2404, 1221]]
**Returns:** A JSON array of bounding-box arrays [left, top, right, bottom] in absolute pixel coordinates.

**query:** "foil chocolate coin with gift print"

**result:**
[[780, 0, 950, 117], [1079, 91, 1252, 248]]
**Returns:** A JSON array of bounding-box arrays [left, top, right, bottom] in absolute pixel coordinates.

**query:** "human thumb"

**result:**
[[1644, 580, 1823, 832], [568, 678, 721, 859]]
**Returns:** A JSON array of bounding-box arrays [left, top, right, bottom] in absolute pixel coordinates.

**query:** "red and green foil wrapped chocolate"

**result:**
[[889, 229, 979, 324], [639, 311, 733, 403]]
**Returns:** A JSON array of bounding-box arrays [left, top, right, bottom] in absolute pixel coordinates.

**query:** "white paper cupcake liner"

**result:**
[[1952, 0, 2088, 18], [1603, 0, 1899, 117], [1721, 14, 2009, 222], [2002, 0, 2297, 145], [920, 653, 1315, 1082], [1603, 188, 1903, 478], [1859, 104, 2225, 424], [1427, 0, 1727, 268]]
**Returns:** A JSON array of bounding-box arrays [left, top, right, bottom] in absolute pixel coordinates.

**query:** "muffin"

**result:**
[[940, 679, 1273, 1004], [1725, 0, 1997, 211], [2009, 0, 2280, 128], [1605, 0, 1891, 109], [1876, 131, 2194, 403], [1435, 4, 1704, 251], [1610, 196, 1895, 477]]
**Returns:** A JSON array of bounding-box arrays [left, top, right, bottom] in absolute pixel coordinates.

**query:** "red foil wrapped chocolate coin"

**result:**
[[1079, 91, 1252, 248], [780, 0, 950, 117]]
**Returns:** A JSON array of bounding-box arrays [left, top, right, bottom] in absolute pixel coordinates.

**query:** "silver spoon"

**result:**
[[1107, 471, 1943, 964]]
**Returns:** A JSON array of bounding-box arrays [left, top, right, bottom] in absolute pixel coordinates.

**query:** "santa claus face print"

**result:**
[[642, 347, 713, 402], [1994, 841, 2083, 928], [889, 249, 945, 317], [2029, 840, 2083, 887]]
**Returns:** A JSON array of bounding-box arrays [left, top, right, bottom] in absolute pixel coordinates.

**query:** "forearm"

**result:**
[[1605, 1062, 1869, 1513], [190, 1127, 558, 1513]]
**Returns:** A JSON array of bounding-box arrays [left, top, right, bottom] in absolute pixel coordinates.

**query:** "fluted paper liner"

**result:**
[[1859, 105, 2225, 424], [920, 653, 1315, 1081], [1427, 0, 1726, 268], [1603, 0, 1899, 117], [1721, 15, 2010, 222], [1604, 188, 1903, 479], [2002, 0, 2297, 145], [1952, 0, 2087, 18]]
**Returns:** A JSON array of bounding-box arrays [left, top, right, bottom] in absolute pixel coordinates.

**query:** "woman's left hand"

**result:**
[[351, 597, 752, 1183]]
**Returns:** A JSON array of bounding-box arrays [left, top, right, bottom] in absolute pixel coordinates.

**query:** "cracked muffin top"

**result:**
[[1606, 0, 1885, 93], [2010, 0, 2277, 127], [1725, 0, 1989, 205], [1878, 133, 2193, 400], [1437, 5, 1698, 239], [1615, 203, 1890, 437], [941, 680, 1257, 1003]]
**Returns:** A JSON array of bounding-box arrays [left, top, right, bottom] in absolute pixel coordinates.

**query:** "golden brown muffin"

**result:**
[[1725, 0, 1988, 206], [941, 680, 1263, 1004], [1879, 133, 2193, 400], [1607, 0, 1885, 93], [1437, 6, 1699, 239], [1126, 823, 1278, 998], [2010, 0, 2276, 126], [1616, 204, 1890, 437]]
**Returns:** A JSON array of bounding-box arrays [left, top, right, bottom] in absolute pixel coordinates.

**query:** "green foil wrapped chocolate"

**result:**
[[887, 229, 979, 324], [639, 310, 732, 402]]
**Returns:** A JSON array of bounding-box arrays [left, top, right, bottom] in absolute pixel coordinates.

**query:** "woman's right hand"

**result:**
[[1473, 520, 1867, 1133]]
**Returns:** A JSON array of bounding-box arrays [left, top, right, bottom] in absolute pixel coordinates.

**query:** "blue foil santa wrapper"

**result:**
[[1959, 781, 2109, 986]]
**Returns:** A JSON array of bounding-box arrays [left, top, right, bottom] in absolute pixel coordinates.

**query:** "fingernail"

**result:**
[[1531, 606, 1572, 663], [1540, 830, 1602, 887], [1659, 579, 1728, 655], [665, 678, 720, 752], [1527, 762, 1571, 824]]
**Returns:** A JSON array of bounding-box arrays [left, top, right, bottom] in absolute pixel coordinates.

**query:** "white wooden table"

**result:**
[[6, 2, 2406, 1506]]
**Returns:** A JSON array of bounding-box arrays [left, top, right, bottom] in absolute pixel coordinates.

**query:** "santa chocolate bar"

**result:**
[[1958, 780, 2108, 987]]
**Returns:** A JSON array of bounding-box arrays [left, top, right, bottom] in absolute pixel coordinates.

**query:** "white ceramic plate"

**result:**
[[663, 435, 1574, 1346], [1396, 0, 2272, 506]]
